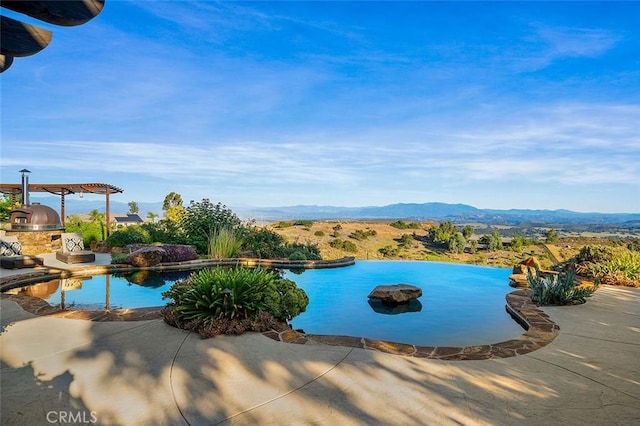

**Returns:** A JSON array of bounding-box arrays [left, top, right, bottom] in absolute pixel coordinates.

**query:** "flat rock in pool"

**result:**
[[368, 284, 422, 305]]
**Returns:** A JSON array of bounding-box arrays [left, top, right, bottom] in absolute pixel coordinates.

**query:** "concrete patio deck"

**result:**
[[0, 259, 638, 425]]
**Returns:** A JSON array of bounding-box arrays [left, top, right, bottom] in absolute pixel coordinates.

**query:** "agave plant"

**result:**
[[527, 269, 598, 305]]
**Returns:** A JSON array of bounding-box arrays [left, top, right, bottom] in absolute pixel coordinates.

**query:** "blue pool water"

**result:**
[[7, 261, 524, 346], [284, 261, 524, 347]]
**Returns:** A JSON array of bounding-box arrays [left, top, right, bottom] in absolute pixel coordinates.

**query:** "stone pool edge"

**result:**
[[1, 280, 559, 360], [264, 289, 560, 360]]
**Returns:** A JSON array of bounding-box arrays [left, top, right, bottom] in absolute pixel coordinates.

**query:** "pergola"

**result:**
[[0, 182, 124, 236]]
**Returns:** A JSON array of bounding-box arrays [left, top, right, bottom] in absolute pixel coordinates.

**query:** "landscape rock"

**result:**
[[125, 246, 166, 267], [512, 257, 541, 275], [368, 284, 422, 305]]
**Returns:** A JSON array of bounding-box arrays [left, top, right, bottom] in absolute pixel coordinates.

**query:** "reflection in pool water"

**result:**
[[6, 270, 192, 310], [5, 261, 523, 346]]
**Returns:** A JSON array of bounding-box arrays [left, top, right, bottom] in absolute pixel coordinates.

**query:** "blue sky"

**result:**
[[1, 1, 639, 213]]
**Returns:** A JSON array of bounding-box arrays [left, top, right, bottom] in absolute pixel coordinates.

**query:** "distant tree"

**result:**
[[469, 239, 478, 254], [89, 209, 106, 240], [146, 212, 158, 223], [162, 192, 185, 222], [545, 229, 560, 244], [462, 225, 474, 240], [163, 192, 183, 210], [511, 232, 530, 252], [480, 230, 503, 251], [128, 201, 139, 214], [429, 221, 457, 246], [448, 232, 466, 254]]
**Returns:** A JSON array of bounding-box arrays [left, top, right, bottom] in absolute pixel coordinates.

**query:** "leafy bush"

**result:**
[[348, 229, 377, 241], [571, 245, 640, 287], [275, 221, 294, 228], [314, 230, 325, 237], [284, 242, 322, 260], [161, 267, 309, 336], [64, 221, 104, 245], [106, 225, 151, 247], [389, 220, 421, 230], [141, 220, 184, 244], [260, 278, 309, 321], [428, 221, 458, 246], [180, 199, 242, 254], [527, 269, 598, 305], [378, 245, 400, 257], [399, 233, 414, 247], [447, 232, 466, 254], [480, 230, 503, 251], [329, 238, 357, 253], [241, 228, 287, 258], [288, 251, 307, 261], [294, 220, 314, 227]]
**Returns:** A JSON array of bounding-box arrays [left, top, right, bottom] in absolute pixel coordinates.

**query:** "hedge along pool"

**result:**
[[4, 261, 524, 347]]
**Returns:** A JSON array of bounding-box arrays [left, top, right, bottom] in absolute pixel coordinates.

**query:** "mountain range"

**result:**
[[30, 196, 640, 227]]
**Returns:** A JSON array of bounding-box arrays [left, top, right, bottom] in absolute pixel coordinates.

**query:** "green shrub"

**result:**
[[163, 267, 274, 322], [288, 251, 307, 261], [294, 220, 314, 227], [527, 269, 598, 305], [161, 267, 309, 336], [284, 242, 322, 260], [348, 229, 377, 241], [275, 221, 294, 228], [329, 238, 357, 253], [180, 199, 242, 254], [572, 245, 640, 287], [106, 225, 151, 247], [260, 278, 309, 321], [314, 230, 325, 237], [379, 245, 400, 257], [390, 220, 420, 229], [241, 228, 287, 258]]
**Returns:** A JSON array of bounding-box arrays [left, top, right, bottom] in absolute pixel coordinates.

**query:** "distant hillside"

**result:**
[[248, 203, 640, 227], [29, 197, 640, 227]]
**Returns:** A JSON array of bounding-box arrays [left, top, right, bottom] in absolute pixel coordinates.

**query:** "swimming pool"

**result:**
[[285, 261, 524, 347], [5, 261, 523, 347]]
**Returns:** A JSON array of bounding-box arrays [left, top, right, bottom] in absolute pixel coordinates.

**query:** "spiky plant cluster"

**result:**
[[527, 269, 598, 305]]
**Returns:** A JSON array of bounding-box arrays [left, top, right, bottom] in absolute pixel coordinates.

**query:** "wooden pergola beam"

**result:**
[[0, 182, 123, 237]]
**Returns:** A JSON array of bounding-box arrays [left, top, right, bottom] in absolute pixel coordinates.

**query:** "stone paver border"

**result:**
[[1, 258, 559, 360]]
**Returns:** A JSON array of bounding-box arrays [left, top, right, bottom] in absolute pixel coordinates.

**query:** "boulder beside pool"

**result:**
[[368, 284, 422, 305], [124, 246, 166, 267]]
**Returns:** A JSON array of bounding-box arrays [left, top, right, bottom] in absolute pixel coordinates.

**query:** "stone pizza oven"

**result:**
[[4, 170, 64, 255]]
